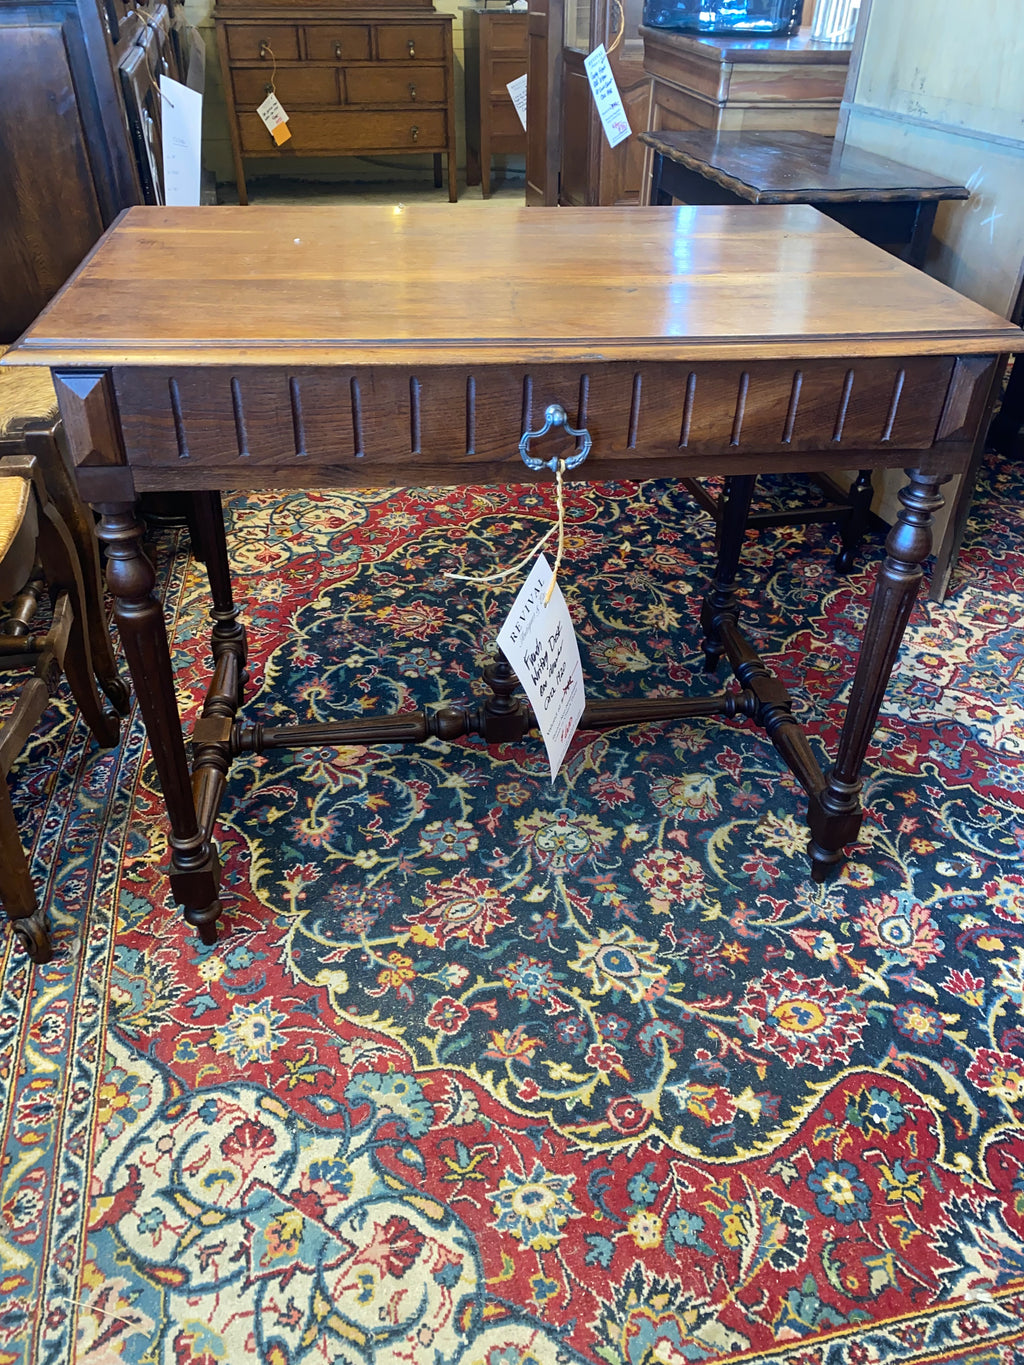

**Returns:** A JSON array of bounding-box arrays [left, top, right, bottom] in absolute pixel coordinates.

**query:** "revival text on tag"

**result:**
[[497, 554, 586, 781]]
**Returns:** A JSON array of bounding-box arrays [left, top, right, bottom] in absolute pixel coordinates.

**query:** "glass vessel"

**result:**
[[641, 0, 801, 34], [810, 0, 859, 44]]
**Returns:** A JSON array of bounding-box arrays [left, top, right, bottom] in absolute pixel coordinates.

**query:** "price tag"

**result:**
[[160, 75, 202, 206], [506, 73, 528, 131], [583, 44, 631, 149], [257, 91, 292, 145], [497, 554, 586, 781]]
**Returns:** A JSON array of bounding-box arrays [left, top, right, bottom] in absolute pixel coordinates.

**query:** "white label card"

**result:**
[[583, 44, 631, 149], [506, 73, 528, 131], [497, 555, 586, 781], [160, 75, 203, 207], [257, 91, 289, 132]]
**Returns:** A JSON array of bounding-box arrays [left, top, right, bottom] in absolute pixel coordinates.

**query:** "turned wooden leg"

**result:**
[[700, 474, 755, 673], [186, 491, 247, 855], [97, 502, 222, 944], [835, 467, 874, 574], [0, 780, 51, 963], [808, 467, 951, 880], [189, 491, 247, 695]]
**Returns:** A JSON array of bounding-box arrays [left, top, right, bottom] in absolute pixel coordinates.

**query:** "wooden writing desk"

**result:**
[[5, 204, 1023, 949]]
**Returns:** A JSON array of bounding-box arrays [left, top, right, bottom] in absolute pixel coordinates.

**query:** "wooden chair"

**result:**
[[0, 360, 128, 962]]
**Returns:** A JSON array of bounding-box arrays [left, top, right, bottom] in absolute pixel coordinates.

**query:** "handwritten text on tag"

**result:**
[[257, 92, 292, 145], [506, 73, 528, 130], [583, 44, 631, 149], [160, 75, 203, 206], [497, 555, 585, 781]]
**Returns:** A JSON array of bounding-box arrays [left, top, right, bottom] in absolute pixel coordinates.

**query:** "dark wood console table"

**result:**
[[5, 203, 1022, 952], [640, 129, 969, 269]]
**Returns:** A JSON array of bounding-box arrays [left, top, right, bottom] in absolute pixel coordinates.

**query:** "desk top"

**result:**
[[639, 131, 971, 205], [638, 24, 850, 64], [7, 204, 1023, 369]]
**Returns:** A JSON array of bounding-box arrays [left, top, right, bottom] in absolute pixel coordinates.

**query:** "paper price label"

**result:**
[[160, 75, 202, 206], [257, 92, 292, 145], [506, 73, 528, 130], [497, 554, 586, 781], [583, 44, 631, 149]]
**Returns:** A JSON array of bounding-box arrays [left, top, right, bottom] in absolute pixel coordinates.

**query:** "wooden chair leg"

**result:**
[[0, 777, 51, 962], [23, 425, 129, 715], [35, 496, 119, 749]]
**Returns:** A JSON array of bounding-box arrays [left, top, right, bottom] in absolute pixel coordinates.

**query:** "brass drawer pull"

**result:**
[[334, 41, 342, 58], [408, 82, 417, 100], [410, 124, 419, 142], [407, 38, 415, 57]]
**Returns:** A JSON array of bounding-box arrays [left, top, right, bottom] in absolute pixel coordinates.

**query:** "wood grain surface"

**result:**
[[6, 205, 1023, 369]]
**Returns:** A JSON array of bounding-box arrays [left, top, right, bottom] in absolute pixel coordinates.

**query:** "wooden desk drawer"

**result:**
[[226, 23, 299, 62], [239, 108, 447, 154], [233, 67, 339, 108], [345, 65, 445, 106], [303, 24, 370, 61], [375, 23, 445, 62]]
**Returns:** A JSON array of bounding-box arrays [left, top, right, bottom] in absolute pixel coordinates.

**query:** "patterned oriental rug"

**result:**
[[4, 453, 1024, 1365]]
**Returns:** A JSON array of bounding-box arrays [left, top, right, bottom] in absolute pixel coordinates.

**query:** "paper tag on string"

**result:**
[[506, 73, 528, 130], [497, 554, 585, 781], [160, 75, 202, 205], [583, 44, 631, 148], [257, 92, 291, 144]]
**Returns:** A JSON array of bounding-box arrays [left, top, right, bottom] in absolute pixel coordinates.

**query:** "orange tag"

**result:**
[[256, 92, 290, 144]]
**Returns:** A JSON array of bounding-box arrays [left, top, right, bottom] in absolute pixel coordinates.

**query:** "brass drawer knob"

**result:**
[[407, 38, 415, 57], [334, 41, 342, 58], [408, 82, 417, 100], [411, 124, 419, 141]]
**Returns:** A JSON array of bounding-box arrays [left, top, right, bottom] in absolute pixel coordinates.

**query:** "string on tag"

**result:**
[[260, 41, 278, 92], [55, 1295, 135, 1327], [136, 20, 174, 106], [445, 459, 569, 602]]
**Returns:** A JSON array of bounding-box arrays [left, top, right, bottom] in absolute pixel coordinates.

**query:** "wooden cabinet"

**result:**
[[463, 7, 528, 198], [0, 0, 182, 344], [215, 0, 457, 202], [639, 25, 850, 201]]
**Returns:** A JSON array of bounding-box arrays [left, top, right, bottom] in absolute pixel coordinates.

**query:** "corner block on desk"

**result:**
[[53, 371, 126, 469]]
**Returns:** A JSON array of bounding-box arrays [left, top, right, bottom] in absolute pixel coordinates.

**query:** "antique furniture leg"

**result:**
[[835, 467, 875, 573], [700, 473, 755, 673], [906, 200, 939, 269], [808, 466, 950, 880], [188, 490, 248, 868], [97, 502, 222, 943], [1, 450, 126, 961], [23, 422, 129, 715]]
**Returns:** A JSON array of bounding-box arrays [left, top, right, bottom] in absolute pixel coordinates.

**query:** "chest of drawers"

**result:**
[[462, 7, 528, 198], [215, 1, 457, 202]]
